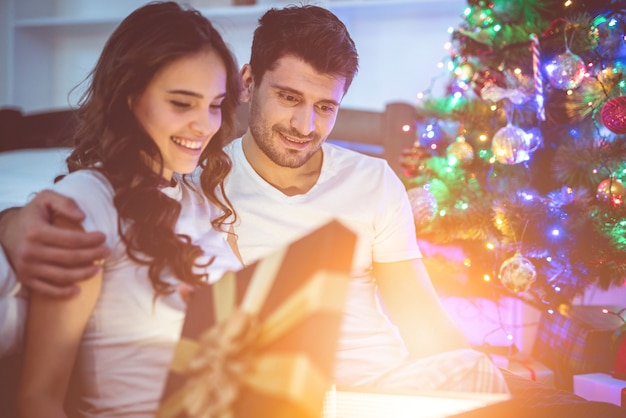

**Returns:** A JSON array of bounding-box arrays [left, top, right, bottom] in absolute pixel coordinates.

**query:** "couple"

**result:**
[[0, 2, 508, 417]]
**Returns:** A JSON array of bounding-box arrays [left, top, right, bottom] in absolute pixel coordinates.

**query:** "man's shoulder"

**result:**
[[323, 142, 393, 173]]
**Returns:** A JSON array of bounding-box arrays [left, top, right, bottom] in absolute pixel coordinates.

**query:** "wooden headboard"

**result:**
[[0, 102, 417, 176]]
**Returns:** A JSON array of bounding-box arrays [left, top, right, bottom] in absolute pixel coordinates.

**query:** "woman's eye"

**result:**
[[171, 100, 190, 109]]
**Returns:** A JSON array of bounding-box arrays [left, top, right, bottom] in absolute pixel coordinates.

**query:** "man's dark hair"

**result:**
[[249, 5, 359, 93]]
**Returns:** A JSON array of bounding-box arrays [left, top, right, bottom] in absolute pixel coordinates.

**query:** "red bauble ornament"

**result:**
[[601, 96, 626, 134]]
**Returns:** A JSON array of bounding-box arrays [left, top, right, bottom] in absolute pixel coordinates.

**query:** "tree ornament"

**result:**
[[491, 123, 534, 165], [454, 62, 476, 83], [446, 137, 474, 166], [406, 186, 438, 227], [418, 121, 444, 149], [529, 34, 546, 121], [601, 96, 626, 134], [499, 252, 537, 293], [544, 50, 586, 90], [592, 14, 626, 57], [400, 144, 431, 177], [596, 177, 626, 207], [465, 5, 495, 28], [472, 67, 507, 97]]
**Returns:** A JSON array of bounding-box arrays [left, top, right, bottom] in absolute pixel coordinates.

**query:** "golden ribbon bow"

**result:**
[[182, 310, 259, 418]]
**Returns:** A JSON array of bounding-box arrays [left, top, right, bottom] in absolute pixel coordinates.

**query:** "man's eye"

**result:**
[[279, 92, 298, 102], [319, 104, 336, 114]]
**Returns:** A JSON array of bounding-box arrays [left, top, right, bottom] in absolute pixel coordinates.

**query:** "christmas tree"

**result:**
[[403, 0, 626, 309]]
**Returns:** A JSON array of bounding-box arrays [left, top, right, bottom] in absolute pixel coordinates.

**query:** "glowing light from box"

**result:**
[[323, 388, 510, 418], [402, 124, 411, 132]]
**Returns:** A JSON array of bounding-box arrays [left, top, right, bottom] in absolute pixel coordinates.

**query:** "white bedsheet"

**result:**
[[0, 147, 72, 211], [0, 148, 71, 358]]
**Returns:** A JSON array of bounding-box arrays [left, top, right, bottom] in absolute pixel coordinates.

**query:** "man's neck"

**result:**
[[241, 132, 322, 196]]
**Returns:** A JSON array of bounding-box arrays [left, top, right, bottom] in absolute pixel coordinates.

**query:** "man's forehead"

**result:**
[[262, 56, 346, 103]]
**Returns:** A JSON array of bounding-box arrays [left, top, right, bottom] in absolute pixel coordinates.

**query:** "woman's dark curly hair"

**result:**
[[62, 1, 241, 296]]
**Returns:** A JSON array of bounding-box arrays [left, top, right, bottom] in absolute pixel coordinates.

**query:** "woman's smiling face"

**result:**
[[131, 49, 227, 180]]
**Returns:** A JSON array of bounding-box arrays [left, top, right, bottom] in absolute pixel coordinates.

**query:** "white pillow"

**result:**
[[0, 147, 72, 211]]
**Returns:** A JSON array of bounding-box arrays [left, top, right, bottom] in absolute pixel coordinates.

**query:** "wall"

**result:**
[[0, 0, 466, 112]]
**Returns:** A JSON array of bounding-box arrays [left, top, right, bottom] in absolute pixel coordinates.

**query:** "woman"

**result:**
[[16, 2, 242, 417]]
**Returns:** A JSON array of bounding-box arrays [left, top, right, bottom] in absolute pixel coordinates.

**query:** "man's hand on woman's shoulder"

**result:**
[[0, 190, 110, 297]]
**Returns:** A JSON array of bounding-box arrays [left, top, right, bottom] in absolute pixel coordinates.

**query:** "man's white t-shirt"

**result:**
[[222, 137, 422, 386]]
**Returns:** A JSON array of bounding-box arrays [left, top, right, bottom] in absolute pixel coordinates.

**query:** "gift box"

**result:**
[[573, 372, 626, 407], [157, 220, 357, 418], [532, 305, 626, 389], [504, 358, 555, 387]]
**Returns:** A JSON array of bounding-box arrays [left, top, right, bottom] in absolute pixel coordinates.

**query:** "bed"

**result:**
[[1, 104, 624, 417]]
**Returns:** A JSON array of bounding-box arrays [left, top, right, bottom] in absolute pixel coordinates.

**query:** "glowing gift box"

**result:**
[[157, 220, 356, 418]]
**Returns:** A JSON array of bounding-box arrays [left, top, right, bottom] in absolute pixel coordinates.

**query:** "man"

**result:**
[[0, 5, 508, 393]]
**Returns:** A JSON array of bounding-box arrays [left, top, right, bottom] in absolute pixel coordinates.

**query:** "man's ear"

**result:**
[[240, 64, 254, 103]]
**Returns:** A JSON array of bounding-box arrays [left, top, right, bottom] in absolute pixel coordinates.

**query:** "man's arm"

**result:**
[[374, 258, 471, 359], [0, 190, 110, 297], [0, 247, 27, 358]]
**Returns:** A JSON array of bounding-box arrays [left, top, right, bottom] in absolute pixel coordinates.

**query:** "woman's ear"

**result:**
[[240, 64, 254, 103]]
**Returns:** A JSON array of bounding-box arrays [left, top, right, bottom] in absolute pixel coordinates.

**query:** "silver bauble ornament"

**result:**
[[406, 186, 438, 227], [544, 50, 586, 90], [491, 124, 533, 165], [499, 252, 537, 293]]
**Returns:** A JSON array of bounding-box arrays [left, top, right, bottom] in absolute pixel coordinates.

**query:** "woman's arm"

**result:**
[[17, 216, 102, 418], [374, 258, 470, 359]]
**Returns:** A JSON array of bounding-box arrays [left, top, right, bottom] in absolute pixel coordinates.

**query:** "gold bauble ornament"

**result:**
[[498, 252, 536, 293], [446, 138, 475, 166]]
